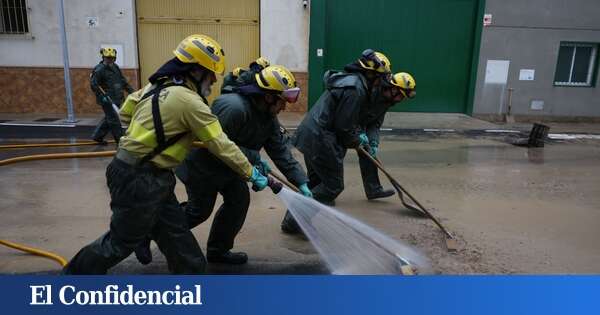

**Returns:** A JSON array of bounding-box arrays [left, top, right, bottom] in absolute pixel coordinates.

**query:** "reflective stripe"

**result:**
[[195, 120, 223, 142], [128, 120, 157, 147], [192, 40, 220, 62], [162, 141, 189, 162], [176, 47, 194, 60], [127, 120, 189, 162], [120, 97, 136, 116]]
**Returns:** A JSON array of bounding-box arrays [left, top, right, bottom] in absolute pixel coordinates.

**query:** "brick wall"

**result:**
[[288, 71, 308, 112], [0, 67, 308, 114], [0, 67, 139, 114]]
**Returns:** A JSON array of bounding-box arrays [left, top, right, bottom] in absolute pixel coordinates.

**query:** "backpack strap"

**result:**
[[136, 81, 188, 166]]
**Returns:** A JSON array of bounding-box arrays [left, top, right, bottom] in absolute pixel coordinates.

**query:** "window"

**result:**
[[0, 0, 29, 34], [554, 42, 598, 87]]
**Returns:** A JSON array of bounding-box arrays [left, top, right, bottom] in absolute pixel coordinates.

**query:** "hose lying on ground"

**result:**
[[0, 141, 207, 150], [0, 143, 209, 270], [0, 150, 119, 269], [0, 150, 117, 166], [0, 239, 68, 268], [0, 140, 115, 149]]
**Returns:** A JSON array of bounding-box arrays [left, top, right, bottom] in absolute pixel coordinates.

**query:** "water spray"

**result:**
[[269, 171, 429, 275]]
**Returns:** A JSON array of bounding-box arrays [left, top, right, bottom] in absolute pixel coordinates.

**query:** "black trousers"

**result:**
[[181, 172, 250, 254], [280, 149, 384, 230], [91, 101, 123, 143], [303, 148, 384, 202], [62, 158, 206, 274]]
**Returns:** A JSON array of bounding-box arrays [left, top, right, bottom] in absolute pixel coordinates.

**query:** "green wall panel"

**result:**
[[308, 0, 483, 113]]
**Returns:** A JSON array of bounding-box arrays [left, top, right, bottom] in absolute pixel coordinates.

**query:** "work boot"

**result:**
[[366, 188, 395, 200], [280, 212, 308, 240], [318, 199, 335, 207], [313, 194, 335, 207], [207, 250, 248, 265], [281, 211, 302, 235], [134, 238, 152, 265]]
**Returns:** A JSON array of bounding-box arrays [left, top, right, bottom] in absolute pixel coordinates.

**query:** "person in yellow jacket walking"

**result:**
[[62, 34, 269, 275]]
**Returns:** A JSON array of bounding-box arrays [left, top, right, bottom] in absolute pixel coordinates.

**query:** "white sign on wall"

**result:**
[[483, 14, 492, 26], [484, 60, 510, 84], [100, 44, 124, 67], [86, 17, 98, 28], [531, 100, 544, 110], [519, 69, 535, 81]]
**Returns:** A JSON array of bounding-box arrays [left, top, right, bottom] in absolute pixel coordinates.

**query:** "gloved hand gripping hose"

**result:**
[[267, 177, 283, 194], [98, 86, 121, 120]]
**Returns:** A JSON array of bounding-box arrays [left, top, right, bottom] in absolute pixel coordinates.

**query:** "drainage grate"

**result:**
[[34, 118, 61, 122]]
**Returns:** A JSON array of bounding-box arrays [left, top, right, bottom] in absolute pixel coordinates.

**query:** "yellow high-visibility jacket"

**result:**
[[119, 78, 252, 179]]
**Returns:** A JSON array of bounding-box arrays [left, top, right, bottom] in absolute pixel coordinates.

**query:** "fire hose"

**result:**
[[0, 149, 121, 268], [0, 142, 273, 270], [0, 140, 116, 150]]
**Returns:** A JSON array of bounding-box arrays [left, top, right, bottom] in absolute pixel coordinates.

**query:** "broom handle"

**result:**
[[357, 147, 454, 239]]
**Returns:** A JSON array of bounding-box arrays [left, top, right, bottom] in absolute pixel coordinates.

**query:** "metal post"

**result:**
[[57, 0, 76, 123], [507, 88, 514, 116]]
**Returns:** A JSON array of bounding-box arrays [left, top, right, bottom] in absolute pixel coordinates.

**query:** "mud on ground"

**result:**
[[1, 135, 599, 274]]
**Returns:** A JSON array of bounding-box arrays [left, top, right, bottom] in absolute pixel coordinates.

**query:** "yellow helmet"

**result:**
[[388, 72, 416, 98], [249, 56, 270, 72], [232, 67, 243, 78], [254, 56, 270, 69], [255, 65, 301, 103], [100, 47, 117, 58], [358, 49, 391, 73], [173, 34, 226, 75]]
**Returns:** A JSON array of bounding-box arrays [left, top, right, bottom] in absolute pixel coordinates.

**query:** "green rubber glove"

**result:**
[[101, 95, 111, 105], [259, 159, 271, 175], [298, 183, 313, 198], [249, 166, 268, 191], [358, 133, 369, 147]]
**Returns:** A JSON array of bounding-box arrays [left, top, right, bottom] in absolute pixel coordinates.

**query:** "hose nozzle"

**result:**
[[267, 176, 283, 194]]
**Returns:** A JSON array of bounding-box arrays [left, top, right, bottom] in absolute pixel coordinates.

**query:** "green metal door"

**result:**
[[308, 0, 484, 113]]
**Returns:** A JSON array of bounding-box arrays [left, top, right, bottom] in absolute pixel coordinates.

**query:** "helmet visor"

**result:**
[[280, 87, 300, 103]]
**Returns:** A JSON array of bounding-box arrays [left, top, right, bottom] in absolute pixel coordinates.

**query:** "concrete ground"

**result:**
[[1, 128, 600, 274]]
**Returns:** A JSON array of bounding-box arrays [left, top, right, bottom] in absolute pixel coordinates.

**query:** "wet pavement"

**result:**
[[1, 134, 600, 274], [5, 112, 600, 139]]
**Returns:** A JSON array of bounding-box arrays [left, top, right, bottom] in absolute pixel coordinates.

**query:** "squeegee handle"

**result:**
[[356, 147, 454, 239]]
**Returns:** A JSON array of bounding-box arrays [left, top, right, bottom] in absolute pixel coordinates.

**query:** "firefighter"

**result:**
[[90, 47, 134, 144], [221, 56, 270, 94], [281, 50, 417, 234], [62, 34, 270, 274], [168, 65, 309, 264]]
